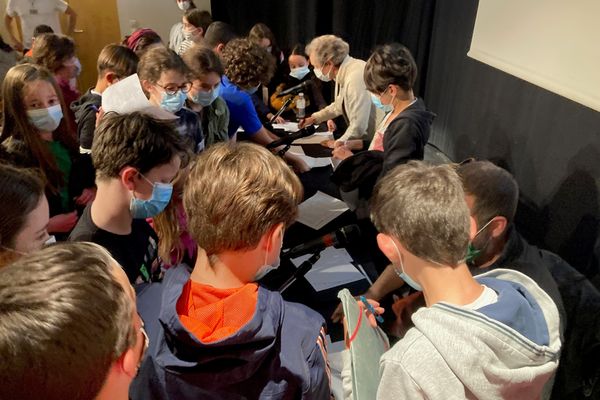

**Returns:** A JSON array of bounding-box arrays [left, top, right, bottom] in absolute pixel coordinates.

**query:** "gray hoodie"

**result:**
[[377, 269, 562, 400]]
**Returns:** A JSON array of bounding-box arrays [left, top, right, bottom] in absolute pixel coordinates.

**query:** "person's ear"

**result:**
[[105, 72, 119, 86], [377, 233, 399, 264], [140, 79, 154, 97], [215, 43, 225, 54], [265, 222, 285, 251], [469, 216, 478, 240], [120, 167, 139, 191], [198, 28, 204, 37], [489, 216, 508, 239], [116, 346, 139, 379]]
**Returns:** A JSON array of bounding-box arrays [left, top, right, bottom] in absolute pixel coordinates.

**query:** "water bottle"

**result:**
[[296, 93, 306, 119]]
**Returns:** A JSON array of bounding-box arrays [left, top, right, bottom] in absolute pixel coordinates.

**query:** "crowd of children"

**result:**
[[0, 4, 589, 399]]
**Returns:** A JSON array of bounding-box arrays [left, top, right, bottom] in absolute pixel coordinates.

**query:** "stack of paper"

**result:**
[[291, 247, 366, 292], [272, 121, 300, 132], [297, 191, 349, 230]]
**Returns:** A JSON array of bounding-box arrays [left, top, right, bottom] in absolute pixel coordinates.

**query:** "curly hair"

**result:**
[[32, 33, 75, 73], [221, 38, 275, 88], [364, 43, 417, 93]]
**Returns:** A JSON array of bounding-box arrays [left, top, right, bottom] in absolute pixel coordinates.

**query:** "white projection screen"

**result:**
[[468, 0, 600, 112]]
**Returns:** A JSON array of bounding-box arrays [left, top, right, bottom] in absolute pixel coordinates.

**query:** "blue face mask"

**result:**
[[391, 240, 422, 291], [244, 84, 260, 95], [289, 65, 310, 80], [27, 104, 63, 132], [130, 174, 174, 219], [160, 90, 186, 113], [371, 93, 394, 113], [189, 83, 221, 107]]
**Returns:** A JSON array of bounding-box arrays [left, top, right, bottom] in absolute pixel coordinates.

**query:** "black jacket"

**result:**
[[70, 89, 101, 151]]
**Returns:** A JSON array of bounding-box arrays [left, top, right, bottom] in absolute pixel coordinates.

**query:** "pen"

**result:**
[[360, 295, 384, 323]]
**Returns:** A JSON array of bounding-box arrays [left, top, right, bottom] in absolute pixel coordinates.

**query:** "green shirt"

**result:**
[[46, 140, 72, 210]]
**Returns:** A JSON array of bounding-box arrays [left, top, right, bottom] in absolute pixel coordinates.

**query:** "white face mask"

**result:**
[[314, 62, 332, 82], [254, 230, 283, 281], [177, 0, 191, 11]]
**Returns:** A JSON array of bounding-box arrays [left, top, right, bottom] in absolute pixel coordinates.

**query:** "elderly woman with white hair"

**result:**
[[299, 34, 376, 147]]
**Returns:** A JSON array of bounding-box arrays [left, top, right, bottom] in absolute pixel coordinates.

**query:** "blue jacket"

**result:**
[[130, 266, 331, 399]]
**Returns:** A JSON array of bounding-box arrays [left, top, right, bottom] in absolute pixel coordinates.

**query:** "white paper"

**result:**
[[272, 121, 300, 132], [291, 247, 366, 291], [294, 133, 333, 144], [297, 154, 332, 169], [315, 130, 334, 136], [297, 191, 349, 230], [288, 145, 305, 155], [102, 74, 177, 120]]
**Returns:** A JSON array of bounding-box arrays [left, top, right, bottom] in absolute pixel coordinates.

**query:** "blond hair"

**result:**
[[184, 143, 302, 255], [371, 161, 471, 266]]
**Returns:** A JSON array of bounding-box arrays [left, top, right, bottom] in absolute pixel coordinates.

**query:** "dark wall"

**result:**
[[211, 0, 435, 96], [424, 0, 600, 276]]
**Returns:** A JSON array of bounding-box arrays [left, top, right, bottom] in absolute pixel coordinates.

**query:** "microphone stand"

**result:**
[[279, 251, 321, 293], [269, 97, 293, 124]]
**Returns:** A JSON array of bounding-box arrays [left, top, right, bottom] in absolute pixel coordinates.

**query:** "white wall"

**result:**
[[116, 0, 210, 44], [469, 0, 600, 112]]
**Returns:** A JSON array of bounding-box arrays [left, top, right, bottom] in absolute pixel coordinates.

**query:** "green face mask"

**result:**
[[466, 243, 482, 264], [465, 218, 494, 265]]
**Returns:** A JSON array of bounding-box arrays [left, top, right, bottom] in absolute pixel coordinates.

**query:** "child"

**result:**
[[182, 44, 229, 146], [0, 63, 94, 235], [138, 46, 204, 153], [124, 28, 163, 57], [0, 164, 49, 268], [68, 111, 187, 284], [152, 159, 196, 268], [131, 142, 331, 399], [370, 161, 561, 399], [32, 33, 81, 131], [270, 43, 329, 122], [220, 38, 308, 172], [0, 242, 147, 400], [71, 44, 139, 153], [176, 9, 212, 55]]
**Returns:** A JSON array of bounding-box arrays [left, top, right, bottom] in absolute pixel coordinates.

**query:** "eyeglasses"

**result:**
[[155, 81, 192, 95]]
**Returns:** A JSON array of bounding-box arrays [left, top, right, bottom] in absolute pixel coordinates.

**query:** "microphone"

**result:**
[[266, 125, 316, 149], [277, 81, 311, 97], [279, 252, 320, 292], [283, 224, 361, 259]]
